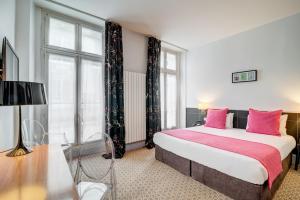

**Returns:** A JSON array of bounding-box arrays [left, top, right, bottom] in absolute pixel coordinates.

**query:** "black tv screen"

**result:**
[[1, 37, 19, 81]]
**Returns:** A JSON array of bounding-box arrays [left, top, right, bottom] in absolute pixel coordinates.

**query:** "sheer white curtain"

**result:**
[[80, 60, 104, 142], [160, 49, 179, 130], [48, 54, 76, 143]]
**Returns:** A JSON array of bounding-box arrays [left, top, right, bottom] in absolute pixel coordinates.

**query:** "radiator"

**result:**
[[124, 71, 146, 144]]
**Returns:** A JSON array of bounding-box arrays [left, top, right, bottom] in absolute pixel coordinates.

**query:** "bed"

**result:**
[[153, 110, 299, 200]]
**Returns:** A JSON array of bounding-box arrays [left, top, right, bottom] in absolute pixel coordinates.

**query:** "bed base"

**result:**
[[155, 145, 292, 200]]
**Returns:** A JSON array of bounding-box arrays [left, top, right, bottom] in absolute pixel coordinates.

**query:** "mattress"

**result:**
[[153, 126, 296, 185]]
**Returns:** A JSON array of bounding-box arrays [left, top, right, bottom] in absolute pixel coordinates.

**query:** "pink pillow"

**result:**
[[246, 108, 282, 136], [205, 108, 228, 129]]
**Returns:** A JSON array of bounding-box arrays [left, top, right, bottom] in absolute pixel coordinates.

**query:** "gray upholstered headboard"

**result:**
[[186, 108, 299, 143]]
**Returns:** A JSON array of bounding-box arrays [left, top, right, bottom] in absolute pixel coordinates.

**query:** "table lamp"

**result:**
[[0, 81, 47, 157], [197, 102, 209, 124], [198, 102, 209, 113]]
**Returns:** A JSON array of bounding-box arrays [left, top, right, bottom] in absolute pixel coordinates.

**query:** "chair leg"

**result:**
[[74, 160, 81, 184], [113, 186, 117, 200], [111, 168, 117, 200]]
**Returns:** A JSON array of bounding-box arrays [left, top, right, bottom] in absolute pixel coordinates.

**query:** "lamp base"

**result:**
[[6, 144, 32, 157], [6, 105, 32, 157]]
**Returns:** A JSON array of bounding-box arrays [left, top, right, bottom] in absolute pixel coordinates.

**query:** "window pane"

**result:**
[[160, 73, 165, 129], [166, 52, 176, 70], [48, 54, 76, 144], [48, 17, 75, 50], [166, 74, 177, 129], [160, 51, 164, 68], [80, 59, 104, 142], [81, 27, 102, 55]]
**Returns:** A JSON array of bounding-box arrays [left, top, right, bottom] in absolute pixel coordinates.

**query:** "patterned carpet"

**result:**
[[83, 148, 300, 200]]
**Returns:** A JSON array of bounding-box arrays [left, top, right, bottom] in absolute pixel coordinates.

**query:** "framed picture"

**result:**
[[232, 70, 257, 83]]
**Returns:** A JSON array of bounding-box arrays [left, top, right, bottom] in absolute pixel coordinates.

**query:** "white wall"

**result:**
[[15, 0, 35, 82], [187, 13, 300, 112], [0, 0, 16, 151], [122, 28, 147, 145], [122, 28, 147, 74], [0, 1, 15, 47]]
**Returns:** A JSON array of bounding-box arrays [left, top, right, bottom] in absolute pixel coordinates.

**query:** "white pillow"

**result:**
[[226, 113, 234, 128], [279, 114, 288, 135]]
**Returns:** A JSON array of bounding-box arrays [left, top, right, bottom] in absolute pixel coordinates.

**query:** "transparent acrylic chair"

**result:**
[[22, 119, 73, 170], [73, 132, 116, 200], [22, 119, 48, 147], [48, 131, 73, 171]]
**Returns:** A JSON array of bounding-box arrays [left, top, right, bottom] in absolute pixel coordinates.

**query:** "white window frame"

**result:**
[[40, 9, 105, 144], [161, 47, 181, 130]]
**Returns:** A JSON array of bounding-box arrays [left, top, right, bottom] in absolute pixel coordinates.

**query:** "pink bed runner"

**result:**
[[162, 129, 282, 189]]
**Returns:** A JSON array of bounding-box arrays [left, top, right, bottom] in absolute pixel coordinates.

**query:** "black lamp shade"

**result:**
[[0, 81, 47, 106]]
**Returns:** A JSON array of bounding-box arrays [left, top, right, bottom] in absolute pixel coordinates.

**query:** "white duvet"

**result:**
[[153, 126, 296, 185]]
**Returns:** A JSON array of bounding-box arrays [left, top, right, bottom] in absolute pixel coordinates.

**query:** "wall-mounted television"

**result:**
[[0, 37, 19, 81]]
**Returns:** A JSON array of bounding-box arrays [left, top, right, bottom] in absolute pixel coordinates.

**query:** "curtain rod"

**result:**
[[45, 0, 187, 51], [161, 40, 188, 52], [45, 0, 107, 21]]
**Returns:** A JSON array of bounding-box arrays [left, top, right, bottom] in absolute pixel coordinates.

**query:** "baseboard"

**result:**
[[126, 140, 145, 151], [65, 140, 146, 159], [65, 140, 105, 158]]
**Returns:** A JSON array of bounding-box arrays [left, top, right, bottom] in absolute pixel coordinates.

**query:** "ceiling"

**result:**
[[54, 0, 300, 49]]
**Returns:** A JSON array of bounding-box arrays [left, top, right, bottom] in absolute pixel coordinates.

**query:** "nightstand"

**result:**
[[193, 120, 205, 126], [295, 143, 300, 170]]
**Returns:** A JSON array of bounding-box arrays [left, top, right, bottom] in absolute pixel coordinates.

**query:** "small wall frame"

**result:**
[[232, 70, 257, 83]]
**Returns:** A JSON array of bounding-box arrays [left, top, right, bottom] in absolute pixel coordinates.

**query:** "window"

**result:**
[[160, 49, 180, 129], [48, 17, 76, 50], [43, 11, 104, 144], [81, 27, 103, 55]]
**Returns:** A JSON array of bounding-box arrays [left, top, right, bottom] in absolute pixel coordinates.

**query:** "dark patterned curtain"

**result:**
[[145, 37, 161, 149], [105, 21, 125, 158]]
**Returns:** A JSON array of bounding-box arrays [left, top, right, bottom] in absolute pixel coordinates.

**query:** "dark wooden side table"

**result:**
[[193, 120, 205, 126], [295, 143, 300, 170]]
